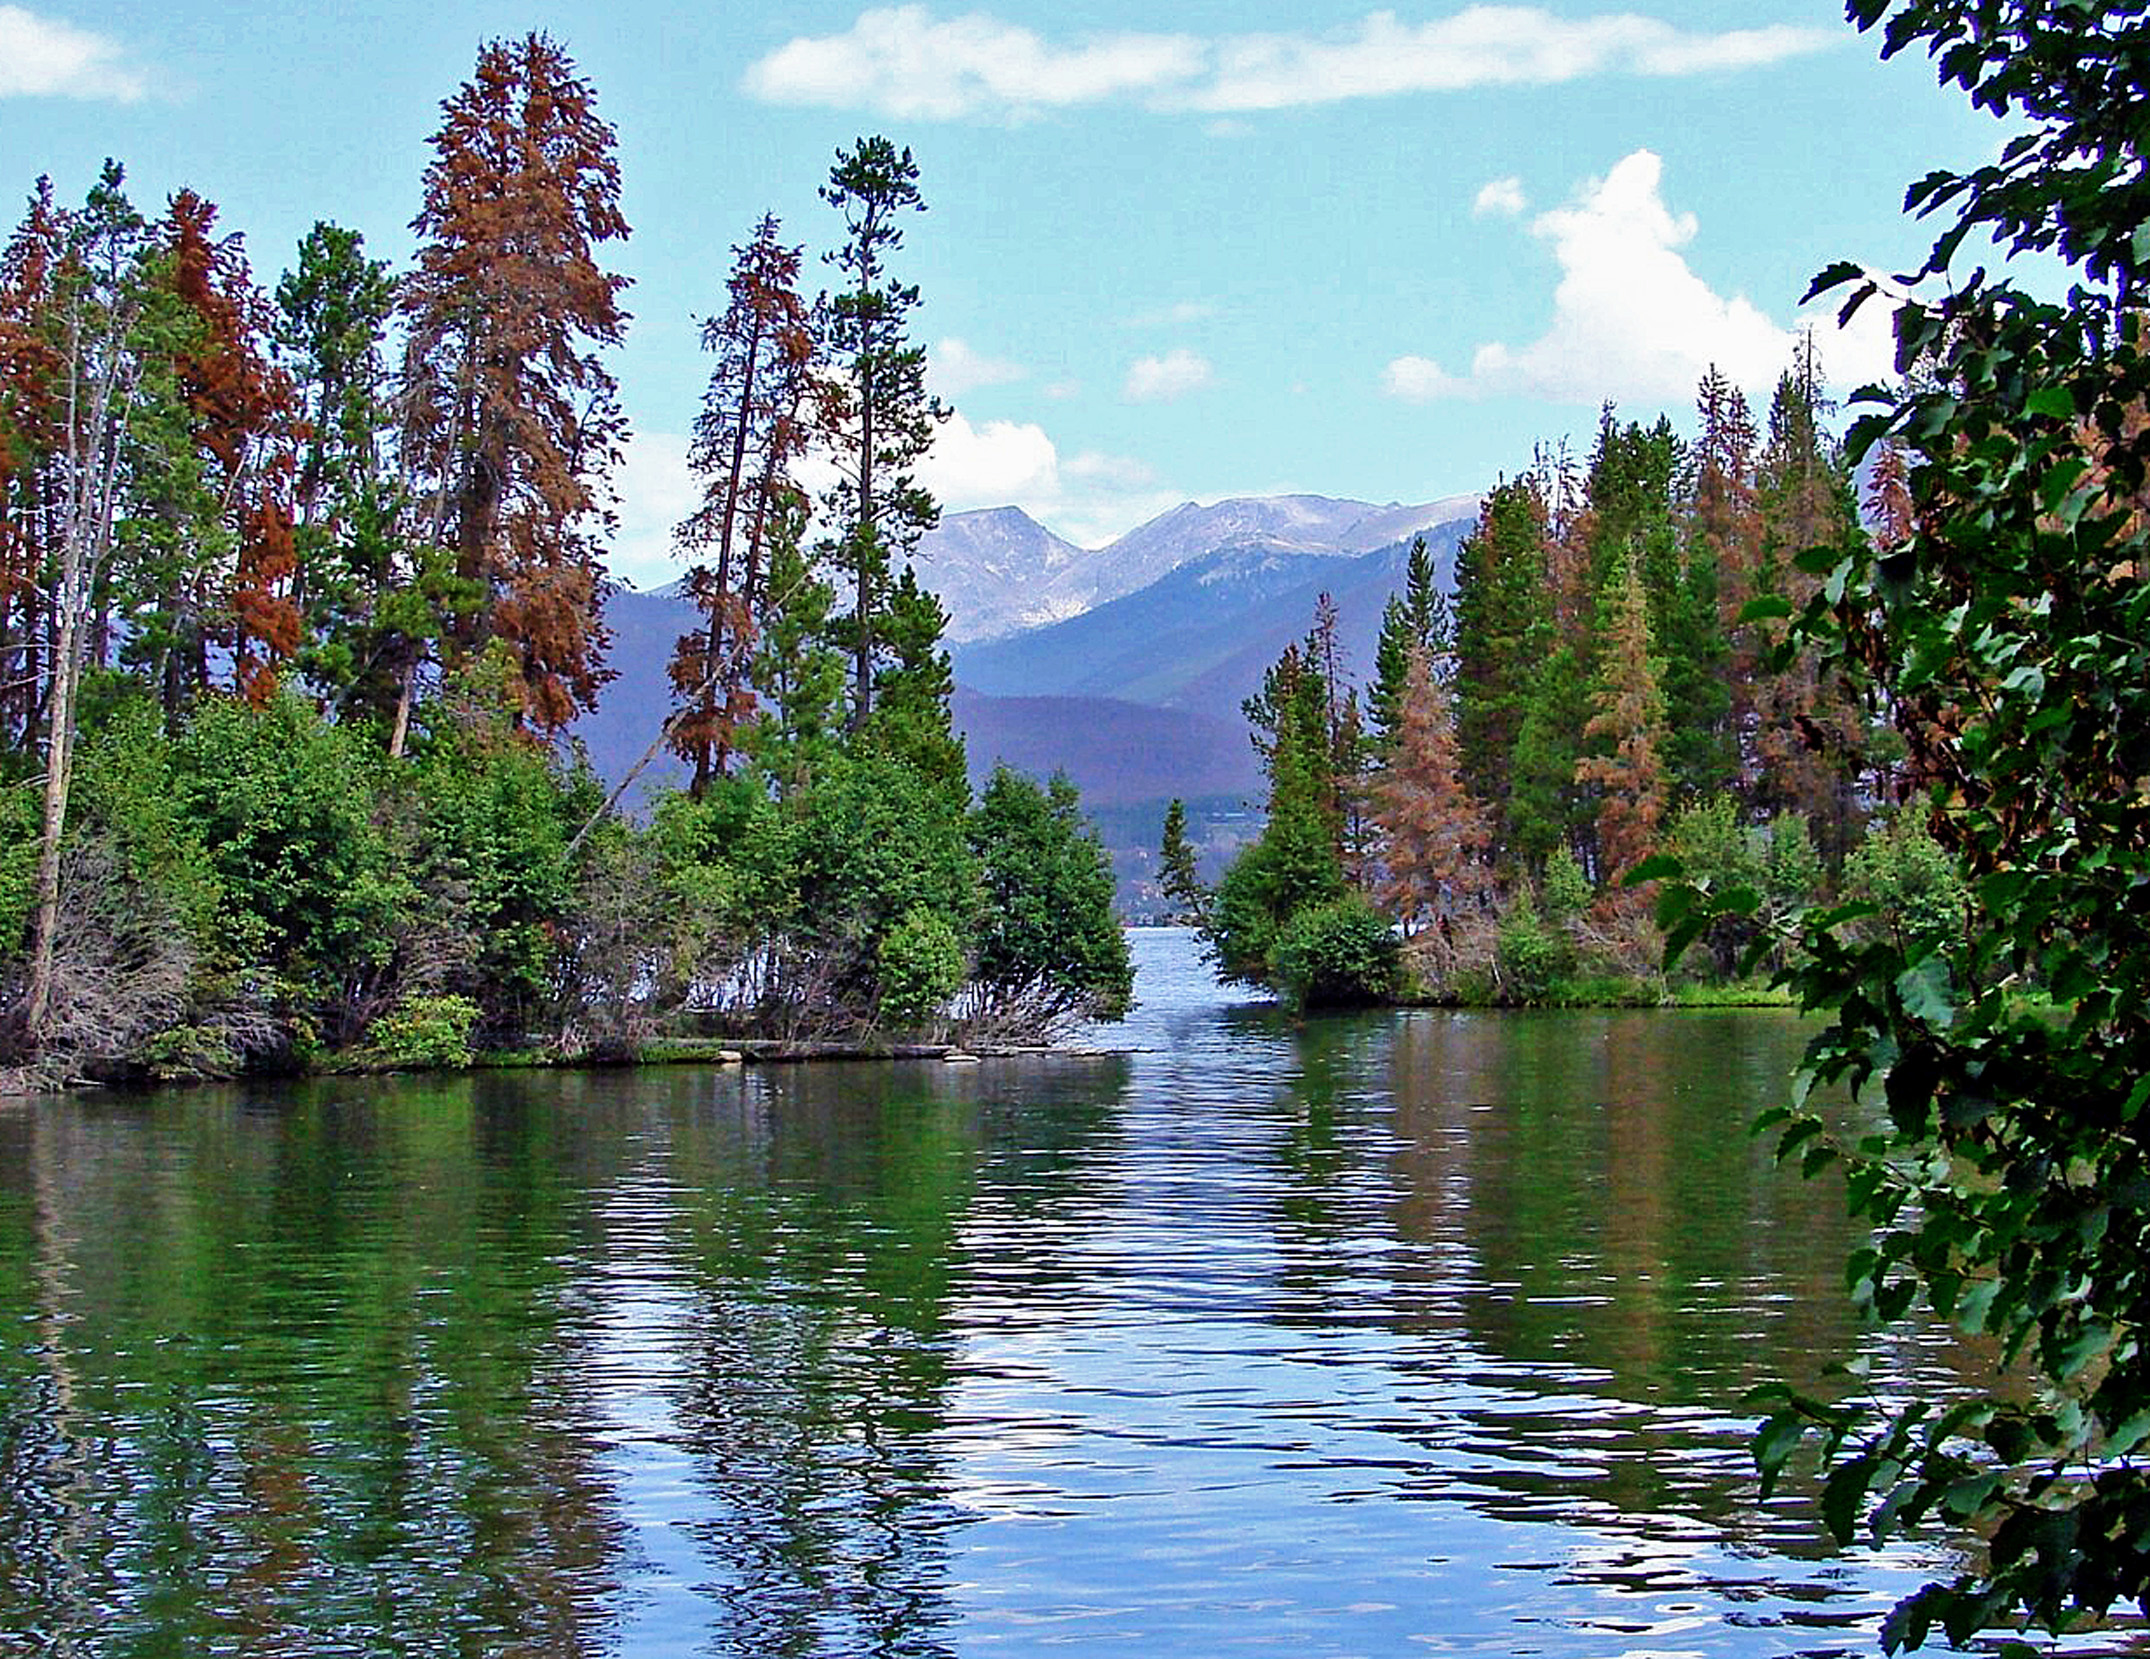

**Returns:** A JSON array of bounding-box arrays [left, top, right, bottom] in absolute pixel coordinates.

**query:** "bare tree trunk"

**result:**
[[387, 659, 415, 758], [26, 300, 131, 1038]]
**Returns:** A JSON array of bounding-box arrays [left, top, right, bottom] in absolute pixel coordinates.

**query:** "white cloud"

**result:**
[[920, 414, 1179, 543], [1124, 347, 1213, 403], [1187, 11, 1834, 112], [743, 7, 1201, 119], [1065, 451, 1159, 490], [1382, 149, 1896, 408], [918, 410, 1060, 506], [1473, 175, 1527, 218], [1382, 355, 1463, 400], [607, 430, 702, 591], [930, 335, 1026, 398], [0, 5, 147, 100], [744, 6, 1836, 119]]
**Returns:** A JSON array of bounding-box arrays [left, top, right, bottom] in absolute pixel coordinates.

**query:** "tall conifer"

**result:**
[[818, 136, 945, 731], [673, 214, 815, 791], [399, 32, 629, 732]]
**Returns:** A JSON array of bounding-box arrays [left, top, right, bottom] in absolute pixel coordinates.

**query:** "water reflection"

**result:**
[[0, 931, 2063, 1655]]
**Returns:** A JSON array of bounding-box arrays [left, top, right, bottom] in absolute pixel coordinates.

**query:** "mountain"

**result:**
[[919, 506, 1089, 643], [574, 584, 1264, 811], [953, 687, 1260, 808], [891, 491, 1479, 647], [579, 491, 1479, 909], [952, 511, 1473, 729], [1066, 491, 1478, 611]]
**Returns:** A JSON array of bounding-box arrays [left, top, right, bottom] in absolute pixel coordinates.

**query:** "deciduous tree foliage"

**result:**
[[1662, 3, 2150, 1647]]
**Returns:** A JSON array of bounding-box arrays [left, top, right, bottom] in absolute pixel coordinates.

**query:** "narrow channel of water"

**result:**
[[0, 928, 2086, 1655]]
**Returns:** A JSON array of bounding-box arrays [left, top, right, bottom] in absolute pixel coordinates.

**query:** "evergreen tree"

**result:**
[[399, 31, 629, 732], [1210, 631, 1350, 985], [1576, 551, 1668, 882], [967, 768, 1133, 1029], [1504, 639, 1589, 872], [274, 221, 416, 727], [1368, 533, 1450, 748], [672, 213, 815, 791], [741, 499, 845, 798], [108, 189, 302, 721], [1157, 797, 1206, 924], [863, 562, 966, 794], [818, 136, 945, 730], [0, 177, 66, 752], [1369, 646, 1490, 937], [1750, 337, 1867, 859], [15, 162, 153, 1038], [1451, 479, 1552, 828]]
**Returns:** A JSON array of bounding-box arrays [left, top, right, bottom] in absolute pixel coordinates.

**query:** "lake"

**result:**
[[0, 927, 2037, 1655]]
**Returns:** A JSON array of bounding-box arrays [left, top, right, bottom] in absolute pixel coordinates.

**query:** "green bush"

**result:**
[[171, 694, 410, 996], [1205, 801, 1345, 988], [968, 768, 1133, 1022], [1541, 844, 1593, 924], [877, 906, 965, 1031], [1495, 892, 1573, 1004], [1841, 814, 1966, 949], [366, 993, 480, 1070], [1272, 894, 1399, 1010]]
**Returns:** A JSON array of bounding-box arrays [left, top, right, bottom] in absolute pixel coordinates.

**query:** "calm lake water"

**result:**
[[0, 927, 2066, 1656]]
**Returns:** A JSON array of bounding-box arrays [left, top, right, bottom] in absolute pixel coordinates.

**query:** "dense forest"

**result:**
[[0, 33, 1129, 1087], [1171, 345, 1959, 1009]]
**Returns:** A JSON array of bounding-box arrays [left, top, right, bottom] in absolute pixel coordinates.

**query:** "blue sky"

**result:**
[[1, 3, 2003, 585]]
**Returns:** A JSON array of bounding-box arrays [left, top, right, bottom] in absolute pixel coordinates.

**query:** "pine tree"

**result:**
[[1751, 336, 1867, 859], [0, 177, 67, 751], [17, 162, 154, 1036], [399, 32, 629, 732], [1209, 630, 1351, 983], [1451, 479, 1551, 824], [818, 136, 945, 731], [1689, 363, 1761, 619], [274, 220, 415, 726], [1157, 797, 1206, 923], [864, 563, 966, 793], [1505, 639, 1590, 872], [1369, 646, 1490, 936], [160, 189, 301, 708], [1368, 533, 1450, 748], [741, 498, 845, 798], [672, 213, 815, 791], [1576, 551, 1668, 882]]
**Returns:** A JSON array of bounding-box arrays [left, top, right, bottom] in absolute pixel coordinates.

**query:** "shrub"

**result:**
[[1272, 894, 1399, 1010], [1541, 844, 1593, 924], [1495, 892, 1573, 1004], [1840, 814, 1966, 949], [967, 768, 1133, 1030], [877, 907, 964, 1032], [367, 993, 480, 1070]]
